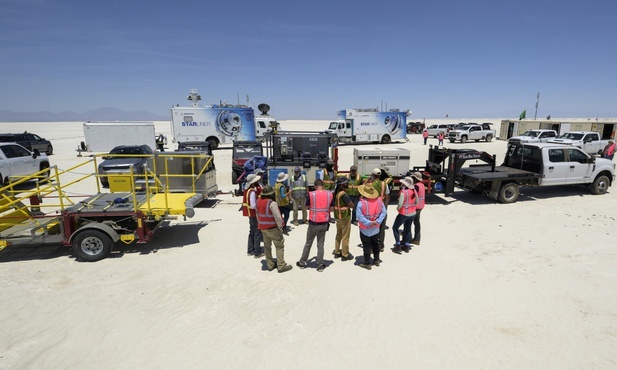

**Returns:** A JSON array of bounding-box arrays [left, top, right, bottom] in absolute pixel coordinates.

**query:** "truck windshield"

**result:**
[[521, 131, 539, 137], [328, 122, 338, 130], [560, 133, 584, 140]]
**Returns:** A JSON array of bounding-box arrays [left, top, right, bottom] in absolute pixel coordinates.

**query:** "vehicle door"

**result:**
[[565, 148, 593, 184], [24, 133, 45, 152], [583, 133, 601, 154], [0, 144, 29, 178], [469, 125, 481, 139], [543, 148, 570, 185], [255, 120, 267, 138]]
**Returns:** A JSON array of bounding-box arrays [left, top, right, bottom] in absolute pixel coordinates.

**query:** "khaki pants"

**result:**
[[292, 198, 308, 223], [334, 219, 351, 257], [261, 228, 287, 270]]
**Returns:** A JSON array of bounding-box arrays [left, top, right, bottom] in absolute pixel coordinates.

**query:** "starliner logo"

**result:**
[[360, 122, 376, 126], [181, 122, 211, 127]]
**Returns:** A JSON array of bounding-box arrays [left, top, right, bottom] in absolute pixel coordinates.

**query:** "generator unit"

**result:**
[[353, 147, 411, 178]]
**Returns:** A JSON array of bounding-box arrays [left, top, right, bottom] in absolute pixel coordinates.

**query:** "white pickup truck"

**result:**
[[508, 129, 558, 145], [548, 131, 609, 156], [431, 142, 615, 203], [0, 143, 50, 185], [448, 124, 496, 143]]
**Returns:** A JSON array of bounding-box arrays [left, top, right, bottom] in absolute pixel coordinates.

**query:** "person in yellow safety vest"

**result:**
[[410, 171, 426, 247], [274, 172, 292, 231], [296, 179, 333, 272], [322, 158, 336, 191], [290, 166, 308, 226], [242, 174, 264, 258], [391, 176, 418, 254], [356, 183, 387, 270], [332, 177, 355, 261], [344, 165, 362, 225], [256, 185, 293, 273]]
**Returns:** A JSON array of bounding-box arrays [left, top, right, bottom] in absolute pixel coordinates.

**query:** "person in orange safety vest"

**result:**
[[296, 179, 333, 272]]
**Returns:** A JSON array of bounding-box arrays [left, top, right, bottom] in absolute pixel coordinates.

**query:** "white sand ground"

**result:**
[[0, 120, 616, 369]]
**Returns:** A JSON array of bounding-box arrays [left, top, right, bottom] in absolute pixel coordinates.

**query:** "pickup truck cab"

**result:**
[[448, 124, 496, 143], [0, 132, 53, 155], [0, 143, 50, 185], [547, 131, 609, 156], [508, 129, 558, 145]]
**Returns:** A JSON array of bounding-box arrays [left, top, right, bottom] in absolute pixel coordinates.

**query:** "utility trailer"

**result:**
[[0, 152, 214, 261]]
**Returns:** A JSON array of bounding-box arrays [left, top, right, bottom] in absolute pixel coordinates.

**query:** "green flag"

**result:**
[[519, 110, 526, 120]]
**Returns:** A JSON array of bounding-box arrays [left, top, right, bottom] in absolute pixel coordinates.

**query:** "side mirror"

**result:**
[[587, 156, 595, 164], [32, 149, 40, 158]]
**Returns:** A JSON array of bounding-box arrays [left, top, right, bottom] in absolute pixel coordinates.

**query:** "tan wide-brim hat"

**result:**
[[276, 172, 289, 182], [246, 174, 261, 187], [401, 176, 414, 189], [358, 183, 379, 199], [411, 172, 423, 182]]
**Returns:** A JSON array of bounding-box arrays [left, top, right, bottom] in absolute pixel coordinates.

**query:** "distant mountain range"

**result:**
[[0, 108, 168, 122]]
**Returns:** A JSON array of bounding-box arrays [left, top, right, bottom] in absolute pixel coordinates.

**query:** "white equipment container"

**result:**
[[83, 122, 156, 152]]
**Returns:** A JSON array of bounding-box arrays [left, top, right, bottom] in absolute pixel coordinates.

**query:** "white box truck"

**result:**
[[327, 109, 409, 145], [170, 89, 280, 150], [82, 121, 156, 152]]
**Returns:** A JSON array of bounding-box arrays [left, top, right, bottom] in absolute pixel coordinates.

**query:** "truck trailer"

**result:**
[[327, 108, 409, 145], [83, 122, 157, 153]]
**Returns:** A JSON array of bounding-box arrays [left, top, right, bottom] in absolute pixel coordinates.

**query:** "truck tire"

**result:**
[[73, 229, 113, 262], [39, 162, 50, 179], [486, 135, 493, 142], [46, 145, 53, 155], [207, 138, 219, 150], [498, 183, 520, 203], [590, 175, 610, 195], [461, 136, 468, 143], [381, 135, 391, 144]]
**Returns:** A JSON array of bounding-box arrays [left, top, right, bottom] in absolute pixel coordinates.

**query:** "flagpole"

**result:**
[[534, 92, 540, 120]]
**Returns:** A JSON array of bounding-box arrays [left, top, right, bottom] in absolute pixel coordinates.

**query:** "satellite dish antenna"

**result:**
[[258, 103, 270, 115]]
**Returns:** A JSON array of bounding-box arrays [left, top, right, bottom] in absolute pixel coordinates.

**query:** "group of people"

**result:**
[[241, 164, 426, 272]]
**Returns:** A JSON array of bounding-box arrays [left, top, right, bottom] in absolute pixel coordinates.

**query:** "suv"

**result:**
[[97, 145, 153, 187], [0, 132, 53, 155], [426, 124, 452, 137]]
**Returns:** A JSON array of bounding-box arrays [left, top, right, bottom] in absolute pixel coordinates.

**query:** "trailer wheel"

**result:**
[[73, 229, 113, 262], [486, 135, 493, 142], [498, 183, 520, 203], [381, 135, 391, 144], [590, 175, 609, 195], [461, 136, 468, 143]]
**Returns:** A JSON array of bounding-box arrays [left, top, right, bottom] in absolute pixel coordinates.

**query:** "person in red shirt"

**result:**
[[242, 174, 263, 257], [410, 172, 426, 248]]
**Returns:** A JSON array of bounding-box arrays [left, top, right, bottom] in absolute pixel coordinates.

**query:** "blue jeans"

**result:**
[[247, 217, 263, 255], [392, 213, 415, 245], [280, 205, 291, 228]]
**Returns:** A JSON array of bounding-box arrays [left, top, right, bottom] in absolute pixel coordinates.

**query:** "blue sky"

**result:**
[[1, 0, 616, 120]]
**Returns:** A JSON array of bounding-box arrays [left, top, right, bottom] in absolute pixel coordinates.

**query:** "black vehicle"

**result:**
[[97, 145, 153, 187], [0, 132, 53, 155]]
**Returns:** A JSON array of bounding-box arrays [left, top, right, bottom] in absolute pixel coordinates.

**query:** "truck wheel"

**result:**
[[39, 163, 50, 179], [207, 138, 219, 150], [486, 135, 493, 142], [591, 175, 609, 195], [461, 136, 468, 143], [73, 229, 113, 262], [381, 135, 391, 144], [46, 145, 53, 155], [498, 183, 520, 203]]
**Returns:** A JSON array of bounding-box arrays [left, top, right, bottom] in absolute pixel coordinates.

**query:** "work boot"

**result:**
[[402, 245, 411, 253], [333, 250, 342, 258], [296, 261, 307, 269], [341, 253, 354, 261], [278, 265, 293, 273], [373, 259, 381, 267], [317, 264, 326, 272], [392, 245, 402, 254], [410, 240, 420, 245], [359, 263, 372, 270], [292, 221, 299, 226]]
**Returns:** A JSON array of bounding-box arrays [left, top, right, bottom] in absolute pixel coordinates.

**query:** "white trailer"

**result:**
[[83, 122, 156, 152], [170, 89, 280, 150], [327, 108, 409, 145]]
